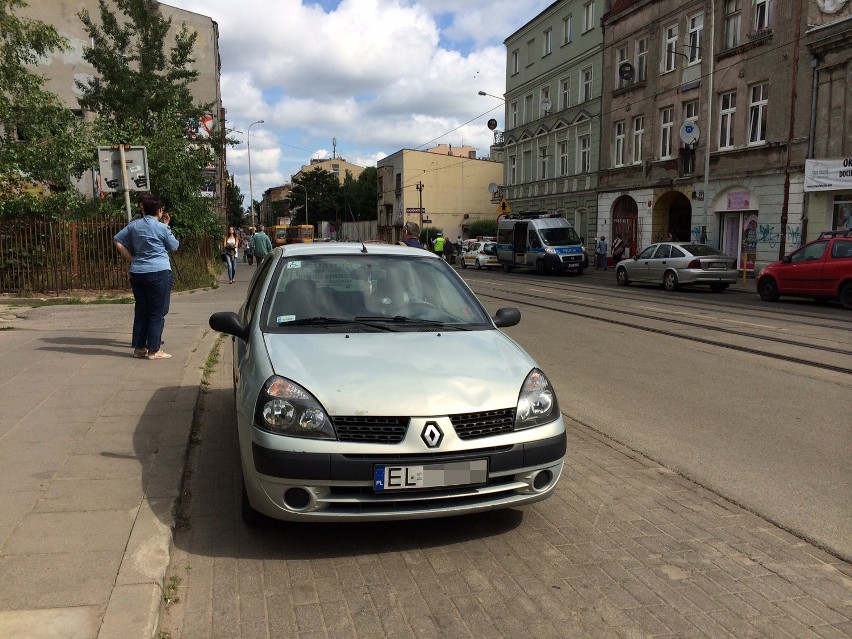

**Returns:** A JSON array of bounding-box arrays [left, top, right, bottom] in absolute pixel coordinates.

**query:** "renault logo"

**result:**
[[421, 422, 444, 448]]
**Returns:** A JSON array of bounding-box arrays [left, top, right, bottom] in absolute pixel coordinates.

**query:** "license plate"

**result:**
[[709, 261, 727, 269], [374, 459, 488, 491]]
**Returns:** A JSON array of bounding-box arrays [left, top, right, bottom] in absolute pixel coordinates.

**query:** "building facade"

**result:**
[[501, 0, 607, 243], [18, 0, 224, 213], [599, 0, 850, 269], [293, 158, 365, 185], [376, 148, 503, 244]]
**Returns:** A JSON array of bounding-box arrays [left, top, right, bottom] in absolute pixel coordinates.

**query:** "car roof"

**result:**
[[275, 242, 440, 259]]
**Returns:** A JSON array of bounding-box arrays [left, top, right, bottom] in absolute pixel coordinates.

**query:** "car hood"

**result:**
[[263, 330, 534, 416]]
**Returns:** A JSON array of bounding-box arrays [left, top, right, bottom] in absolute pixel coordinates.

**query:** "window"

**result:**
[[687, 13, 703, 64], [684, 99, 699, 122], [581, 66, 593, 102], [616, 46, 629, 88], [754, 0, 772, 31], [510, 101, 518, 128], [512, 50, 520, 74], [682, 100, 700, 174], [563, 15, 573, 43], [833, 195, 852, 230], [559, 140, 569, 176], [560, 77, 570, 110], [660, 107, 674, 159], [582, 1, 595, 33], [577, 134, 591, 173], [524, 94, 533, 123], [539, 147, 549, 179], [636, 37, 648, 82], [663, 24, 678, 73], [748, 83, 768, 144], [724, 0, 741, 49], [509, 155, 517, 184], [719, 91, 737, 149], [540, 86, 551, 116], [614, 121, 625, 167], [526, 39, 536, 67], [632, 116, 644, 164], [522, 149, 532, 182], [543, 28, 552, 56]]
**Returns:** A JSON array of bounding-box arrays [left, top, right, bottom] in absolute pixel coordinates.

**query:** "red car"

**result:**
[[756, 230, 852, 309]]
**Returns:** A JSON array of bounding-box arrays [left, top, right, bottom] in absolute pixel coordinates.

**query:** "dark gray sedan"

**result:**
[[615, 242, 738, 292]]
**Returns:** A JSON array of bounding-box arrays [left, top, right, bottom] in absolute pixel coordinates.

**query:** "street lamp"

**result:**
[[478, 90, 504, 100], [247, 119, 263, 228], [292, 183, 308, 226]]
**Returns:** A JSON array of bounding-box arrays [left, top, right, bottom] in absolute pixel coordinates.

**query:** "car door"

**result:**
[[647, 243, 673, 284], [627, 244, 657, 282], [777, 241, 828, 294], [825, 239, 852, 296]]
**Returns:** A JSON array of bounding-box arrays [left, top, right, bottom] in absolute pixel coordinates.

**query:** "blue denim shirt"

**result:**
[[114, 216, 179, 273]]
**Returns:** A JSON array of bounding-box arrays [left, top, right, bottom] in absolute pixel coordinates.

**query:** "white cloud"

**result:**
[[164, 0, 544, 202]]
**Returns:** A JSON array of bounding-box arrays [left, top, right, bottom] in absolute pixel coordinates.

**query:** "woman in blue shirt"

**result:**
[[114, 196, 179, 360]]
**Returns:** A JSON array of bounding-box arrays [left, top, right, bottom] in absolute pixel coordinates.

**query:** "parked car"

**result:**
[[460, 241, 499, 270], [209, 242, 566, 524], [615, 242, 738, 292], [756, 231, 852, 308]]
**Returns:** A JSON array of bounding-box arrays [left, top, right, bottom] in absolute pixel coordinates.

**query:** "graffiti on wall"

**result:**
[[757, 224, 801, 248]]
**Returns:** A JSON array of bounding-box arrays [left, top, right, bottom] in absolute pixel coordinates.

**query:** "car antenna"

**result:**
[[361, 241, 368, 253]]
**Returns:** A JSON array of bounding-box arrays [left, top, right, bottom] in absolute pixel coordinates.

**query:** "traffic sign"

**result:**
[[497, 198, 512, 214]]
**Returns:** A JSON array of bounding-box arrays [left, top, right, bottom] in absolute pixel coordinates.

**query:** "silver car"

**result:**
[[615, 242, 738, 292], [209, 243, 566, 524]]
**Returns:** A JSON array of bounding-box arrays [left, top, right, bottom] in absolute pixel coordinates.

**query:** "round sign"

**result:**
[[618, 62, 635, 82], [487, 118, 498, 130], [540, 98, 552, 112], [679, 122, 700, 145]]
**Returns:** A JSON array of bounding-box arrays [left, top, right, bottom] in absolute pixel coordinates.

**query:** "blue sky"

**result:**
[[164, 0, 552, 203]]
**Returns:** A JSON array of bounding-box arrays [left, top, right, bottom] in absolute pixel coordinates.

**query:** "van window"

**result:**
[[529, 231, 542, 249], [540, 226, 581, 246]]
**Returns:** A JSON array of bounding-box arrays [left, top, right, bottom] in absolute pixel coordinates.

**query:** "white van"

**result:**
[[496, 213, 587, 275]]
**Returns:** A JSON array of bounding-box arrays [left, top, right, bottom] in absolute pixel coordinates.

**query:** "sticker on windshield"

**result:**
[[286, 261, 302, 269], [276, 315, 296, 323]]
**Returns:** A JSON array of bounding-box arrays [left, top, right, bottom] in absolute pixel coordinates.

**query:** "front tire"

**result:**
[[476, 260, 483, 270], [616, 266, 630, 286], [503, 264, 513, 273], [758, 277, 780, 302], [663, 270, 679, 292], [840, 282, 852, 309], [461, 259, 467, 269]]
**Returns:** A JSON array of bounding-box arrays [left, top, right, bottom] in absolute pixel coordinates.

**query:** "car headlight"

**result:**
[[254, 376, 336, 439], [545, 246, 556, 254], [515, 368, 559, 430]]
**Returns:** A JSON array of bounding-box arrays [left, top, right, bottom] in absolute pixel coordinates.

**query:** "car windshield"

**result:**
[[262, 254, 493, 332], [682, 244, 727, 257], [540, 226, 581, 246]]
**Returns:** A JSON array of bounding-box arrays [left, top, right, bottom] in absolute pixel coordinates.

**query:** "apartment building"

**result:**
[[598, 0, 840, 269], [292, 158, 366, 185], [501, 0, 606, 243], [18, 0, 224, 212], [376, 148, 502, 244]]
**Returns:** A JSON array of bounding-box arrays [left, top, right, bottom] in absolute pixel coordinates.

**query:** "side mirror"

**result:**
[[493, 307, 521, 328], [209, 311, 248, 340], [580, 236, 586, 244], [781, 256, 791, 263]]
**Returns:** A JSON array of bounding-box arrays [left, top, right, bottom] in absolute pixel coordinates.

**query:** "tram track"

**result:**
[[470, 281, 852, 376]]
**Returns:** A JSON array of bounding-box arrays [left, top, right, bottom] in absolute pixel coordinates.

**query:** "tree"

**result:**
[[341, 167, 377, 223], [0, 0, 92, 219], [77, 0, 223, 237], [467, 219, 498, 238], [289, 168, 341, 227], [224, 174, 244, 229]]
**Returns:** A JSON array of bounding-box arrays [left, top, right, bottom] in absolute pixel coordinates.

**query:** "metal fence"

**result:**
[[0, 220, 211, 294]]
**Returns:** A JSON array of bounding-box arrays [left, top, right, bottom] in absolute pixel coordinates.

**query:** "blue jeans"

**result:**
[[225, 252, 236, 281], [129, 270, 173, 352]]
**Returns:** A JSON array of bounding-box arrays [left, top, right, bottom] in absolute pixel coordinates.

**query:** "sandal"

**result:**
[[133, 348, 148, 358], [147, 350, 172, 360]]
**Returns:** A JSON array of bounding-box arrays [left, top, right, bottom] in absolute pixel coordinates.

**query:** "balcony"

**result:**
[[747, 27, 773, 41]]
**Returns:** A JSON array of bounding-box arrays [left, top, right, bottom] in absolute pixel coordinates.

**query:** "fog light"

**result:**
[[533, 470, 553, 491], [283, 487, 312, 510]]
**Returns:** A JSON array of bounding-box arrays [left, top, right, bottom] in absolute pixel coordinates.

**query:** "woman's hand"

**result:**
[[162, 213, 171, 226]]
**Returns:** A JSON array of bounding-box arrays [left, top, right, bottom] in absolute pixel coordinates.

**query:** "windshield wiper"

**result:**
[[278, 317, 396, 331], [355, 315, 469, 330]]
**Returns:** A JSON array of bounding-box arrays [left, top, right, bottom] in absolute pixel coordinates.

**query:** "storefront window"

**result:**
[[742, 212, 758, 270], [833, 195, 852, 230]]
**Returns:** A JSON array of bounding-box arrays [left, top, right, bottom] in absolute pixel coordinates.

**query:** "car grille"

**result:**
[[450, 408, 514, 440], [333, 416, 409, 443], [561, 254, 582, 263]]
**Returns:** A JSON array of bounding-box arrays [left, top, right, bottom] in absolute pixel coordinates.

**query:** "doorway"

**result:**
[[612, 195, 638, 258]]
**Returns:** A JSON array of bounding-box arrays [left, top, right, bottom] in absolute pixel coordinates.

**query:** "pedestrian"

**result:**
[[595, 235, 608, 271], [432, 232, 445, 259], [444, 239, 454, 263], [398, 221, 422, 248], [252, 224, 273, 264], [223, 225, 238, 284], [612, 234, 625, 264], [113, 195, 179, 360], [667, 232, 675, 241], [244, 231, 254, 265]]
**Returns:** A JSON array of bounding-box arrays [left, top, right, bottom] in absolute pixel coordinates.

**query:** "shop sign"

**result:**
[[727, 191, 750, 210], [805, 158, 852, 192]]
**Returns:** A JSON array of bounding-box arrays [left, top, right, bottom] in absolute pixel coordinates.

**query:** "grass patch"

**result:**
[[17, 295, 134, 308], [162, 574, 182, 606]]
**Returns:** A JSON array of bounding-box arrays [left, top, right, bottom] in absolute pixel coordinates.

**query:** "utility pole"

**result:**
[[416, 181, 424, 241]]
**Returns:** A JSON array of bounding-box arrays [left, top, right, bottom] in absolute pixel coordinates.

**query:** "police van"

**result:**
[[496, 212, 587, 275]]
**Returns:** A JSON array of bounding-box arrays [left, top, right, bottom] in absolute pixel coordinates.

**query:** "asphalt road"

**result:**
[[466, 268, 851, 562]]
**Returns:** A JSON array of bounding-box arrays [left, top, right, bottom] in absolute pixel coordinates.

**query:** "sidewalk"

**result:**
[[0, 263, 252, 638]]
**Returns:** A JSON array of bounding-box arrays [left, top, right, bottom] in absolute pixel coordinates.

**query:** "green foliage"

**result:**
[[76, 0, 223, 239], [224, 174, 245, 228], [466, 218, 498, 238], [290, 168, 343, 226], [0, 0, 93, 219], [341, 167, 377, 222], [422, 227, 444, 246]]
